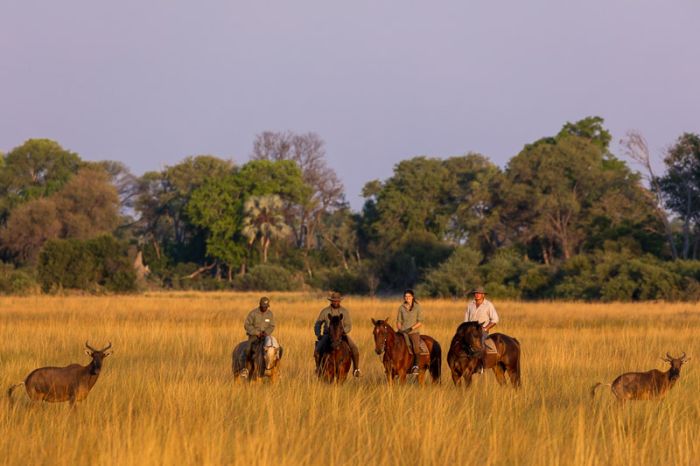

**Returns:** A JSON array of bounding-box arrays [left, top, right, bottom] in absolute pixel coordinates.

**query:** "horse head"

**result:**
[[456, 321, 485, 358], [328, 314, 345, 349], [264, 344, 280, 371], [371, 317, 392, 355]]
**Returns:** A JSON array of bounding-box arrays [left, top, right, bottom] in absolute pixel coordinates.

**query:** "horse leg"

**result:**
[[451, 369, 462, 386], [506, 362, 521, 388], [398, 369, 408, 384], [463, 371, 474, 388], [492, 362, 507, 386]]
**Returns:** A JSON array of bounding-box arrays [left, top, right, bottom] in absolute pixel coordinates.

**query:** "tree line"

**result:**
[[1, 118, 699, 300]]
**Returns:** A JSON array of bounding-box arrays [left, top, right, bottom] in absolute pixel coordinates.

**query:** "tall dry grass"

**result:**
[[1, 293, 698, 466]]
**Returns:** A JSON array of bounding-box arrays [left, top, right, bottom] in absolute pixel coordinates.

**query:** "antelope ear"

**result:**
[[85, 349, 92, 356], [104, 351, 112, 357]]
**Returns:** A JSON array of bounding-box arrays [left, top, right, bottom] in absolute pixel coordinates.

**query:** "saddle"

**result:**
[[401, 332, 429, 355]]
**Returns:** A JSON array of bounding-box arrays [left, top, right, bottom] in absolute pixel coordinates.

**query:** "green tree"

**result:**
[[0, 139, 82, 221], [659, 133, 700, 259], [503, 117, 661, 263], [0, 167, 120, 265], [134, 155, 234, 263]]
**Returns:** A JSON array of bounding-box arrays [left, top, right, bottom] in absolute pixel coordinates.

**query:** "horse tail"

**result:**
[[7, 382, 24, 401], [429, 339, 442, 383], [590, 382, 611, 399]]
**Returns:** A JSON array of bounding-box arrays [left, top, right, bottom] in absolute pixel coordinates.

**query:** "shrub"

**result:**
[[0, 263, 40, 295], [38, 235, 137, 293], [417, 247, 482, 297], [233, 264, 303, 291]]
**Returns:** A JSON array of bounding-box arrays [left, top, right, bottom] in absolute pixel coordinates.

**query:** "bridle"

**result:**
[[374, 322, 391, 355]]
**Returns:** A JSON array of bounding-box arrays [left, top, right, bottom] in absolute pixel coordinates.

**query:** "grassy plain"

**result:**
[[0, 292, 699, 466]]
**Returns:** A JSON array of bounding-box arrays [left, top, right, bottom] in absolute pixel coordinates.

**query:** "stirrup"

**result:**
[[240, 368, 249, 378], [353, 369, 361, 377]]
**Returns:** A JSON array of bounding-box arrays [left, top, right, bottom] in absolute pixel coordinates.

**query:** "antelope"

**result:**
[[591, 352, 689, 403], [8, 342, 112, 405]]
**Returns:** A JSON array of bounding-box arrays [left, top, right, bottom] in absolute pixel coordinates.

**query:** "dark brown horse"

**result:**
[[318, 314, 352, 384], [447, 321, 521, 388], [371, 318, 441, 384]]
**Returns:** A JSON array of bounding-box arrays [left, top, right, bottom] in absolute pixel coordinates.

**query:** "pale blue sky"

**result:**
[[2, 1, 698, 209]]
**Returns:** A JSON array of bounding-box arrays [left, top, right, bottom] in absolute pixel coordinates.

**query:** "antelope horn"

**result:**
[[680, 352, 687, 362], [666, 352, 673, 361], [85, 341, 97, 352], [99, 342, 112, 352]]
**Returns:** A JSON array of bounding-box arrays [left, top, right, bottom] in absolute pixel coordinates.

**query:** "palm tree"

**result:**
[[241, 195, 291, 264]]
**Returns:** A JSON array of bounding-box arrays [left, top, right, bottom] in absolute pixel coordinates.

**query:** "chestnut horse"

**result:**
[[318, 314, 352, 384], [447, 321, 521, 388], [371, 318, 441, 384]]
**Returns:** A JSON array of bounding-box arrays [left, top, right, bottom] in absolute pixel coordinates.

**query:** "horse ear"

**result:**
[[371, 318, 376, 325], [339, 314, 343, 320], [327, 313, 331, 320]]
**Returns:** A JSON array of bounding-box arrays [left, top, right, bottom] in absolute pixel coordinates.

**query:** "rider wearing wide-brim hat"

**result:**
[[464, 286, 499, 333], [314, 291, 361, 377]]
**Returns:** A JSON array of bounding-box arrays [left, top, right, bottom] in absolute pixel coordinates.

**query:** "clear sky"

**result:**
[[1, 1, 698, 209]]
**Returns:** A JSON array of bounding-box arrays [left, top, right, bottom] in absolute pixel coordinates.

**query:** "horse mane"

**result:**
[[455, 321, 481, 337]]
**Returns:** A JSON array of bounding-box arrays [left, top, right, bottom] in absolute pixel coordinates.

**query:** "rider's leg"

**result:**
[[241, 336, 257, 377], [409, 333, 422, 374], [344, 334, 361, 377]]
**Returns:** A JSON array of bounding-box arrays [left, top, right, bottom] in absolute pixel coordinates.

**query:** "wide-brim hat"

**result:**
[[259, 296, 270, 306], [327, 291, 343, 301], [467, 286, 487, 295]]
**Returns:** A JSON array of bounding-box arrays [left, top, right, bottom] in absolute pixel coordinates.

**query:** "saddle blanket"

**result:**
[[484, 336, 497, 354]]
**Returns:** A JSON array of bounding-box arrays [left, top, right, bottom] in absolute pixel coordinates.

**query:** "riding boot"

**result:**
[[411, 355, 420, 374]]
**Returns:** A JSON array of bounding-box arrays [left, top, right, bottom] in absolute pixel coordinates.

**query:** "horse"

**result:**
[[371, 318, 441, 384], [232, 336, 282, 383], [447, 321, 521, 388], [318, 314, 352, 384]]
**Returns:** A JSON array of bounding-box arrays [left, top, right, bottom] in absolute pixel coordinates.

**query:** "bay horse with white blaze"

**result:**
[[371, 318, 441, 384], [318, 314, 352, 384], [447, 321, 521, 388]]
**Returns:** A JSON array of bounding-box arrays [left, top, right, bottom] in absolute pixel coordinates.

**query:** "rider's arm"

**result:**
[[342, 308, 352, 333], [314, 310, 325, 338], [484, 302, 499, 331], [409, 304, 423, 332], [396, 306, 404, 331], [244, 310, 257, 336]]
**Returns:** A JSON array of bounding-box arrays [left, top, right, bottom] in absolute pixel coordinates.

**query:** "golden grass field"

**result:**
[[1, 292, 699, 466]]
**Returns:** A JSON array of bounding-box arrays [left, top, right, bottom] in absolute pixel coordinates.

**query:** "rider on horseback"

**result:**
[[397, 289, 424, 375], [464, 286, 499, 371], [240, 296, 276, 378], [314, 291, 361, 377]]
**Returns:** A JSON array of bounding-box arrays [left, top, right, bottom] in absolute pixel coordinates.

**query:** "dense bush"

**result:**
[[38, 235, 137, 293], [308, 267, 373, 295], [0, 264, 40, 295], [233, 264, 303, 291], [417, 247, 482, 297]]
